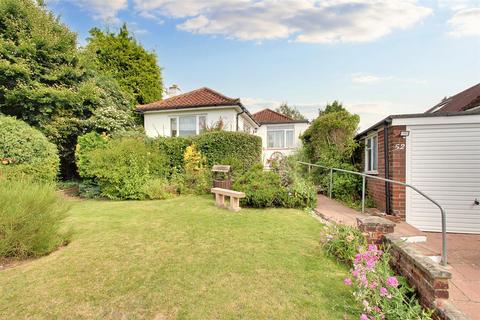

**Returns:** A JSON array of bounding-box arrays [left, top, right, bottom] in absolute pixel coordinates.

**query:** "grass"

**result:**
[[0, 196, 355, 319]]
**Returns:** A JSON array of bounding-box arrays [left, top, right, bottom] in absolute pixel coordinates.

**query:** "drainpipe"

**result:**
[[236, 109, 245, 131], [384, 119, 392, 215]]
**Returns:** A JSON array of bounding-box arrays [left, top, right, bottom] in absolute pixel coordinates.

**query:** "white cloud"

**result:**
[[66, 0, 127, 22], [242, 96, 423, 130], [448, 7, 480, 37], [133, 0, 432, 43], [351, 73, 392, 84]]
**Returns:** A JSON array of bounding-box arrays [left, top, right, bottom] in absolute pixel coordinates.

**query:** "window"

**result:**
[[170, 118, 177, 137], [199, 115, 206, 133], [170, 115, 207, 137], [365, 134, 378, 173], [266, 126, 294, 149]]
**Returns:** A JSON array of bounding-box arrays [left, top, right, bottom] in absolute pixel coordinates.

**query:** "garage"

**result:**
[[405, 118, 480, 233]]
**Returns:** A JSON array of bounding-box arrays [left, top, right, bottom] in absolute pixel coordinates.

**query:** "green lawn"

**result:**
[[0, 196, 354, 319]]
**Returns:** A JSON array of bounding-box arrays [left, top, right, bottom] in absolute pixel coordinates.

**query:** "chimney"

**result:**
[[166, 84, 182, 97]]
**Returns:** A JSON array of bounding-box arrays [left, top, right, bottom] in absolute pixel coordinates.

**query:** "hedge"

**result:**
[[0, 115, 59, 181], [193, 131, 262, 173], [151, 136, 192, 174]]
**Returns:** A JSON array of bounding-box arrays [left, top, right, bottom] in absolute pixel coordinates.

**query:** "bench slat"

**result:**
[[211, 187, 245, 198]]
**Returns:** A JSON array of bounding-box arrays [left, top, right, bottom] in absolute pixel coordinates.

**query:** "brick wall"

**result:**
[[364, 125, 407, 219]]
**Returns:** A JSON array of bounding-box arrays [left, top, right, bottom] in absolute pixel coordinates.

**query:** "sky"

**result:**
[[47, 0, 480, 129]]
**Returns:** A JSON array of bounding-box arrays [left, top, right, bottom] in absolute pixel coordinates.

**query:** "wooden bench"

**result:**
[[211, 187, 246, 212]]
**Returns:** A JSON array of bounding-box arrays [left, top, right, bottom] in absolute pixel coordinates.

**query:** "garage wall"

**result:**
[[405, 123, 480, 233]]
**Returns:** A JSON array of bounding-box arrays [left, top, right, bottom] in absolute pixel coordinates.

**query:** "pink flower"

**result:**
[[352, 269, 360, 278], [360, 314, 369, 320], [368, 244, 377, 251], [344, 278, 352, 286], [369, 281, 378, 289], [386, 276, 399, 287], [379, 287, 388, 296]]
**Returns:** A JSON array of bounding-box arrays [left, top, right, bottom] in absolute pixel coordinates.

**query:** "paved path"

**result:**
[[315, 194, 480, 319]]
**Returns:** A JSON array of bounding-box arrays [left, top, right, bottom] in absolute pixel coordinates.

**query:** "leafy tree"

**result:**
[[275, 103, 306, 120], [301, 102, 361, 205], [85, 24, 163, 105], [318, 100, 346, 116], [0, 0, 136, 178]]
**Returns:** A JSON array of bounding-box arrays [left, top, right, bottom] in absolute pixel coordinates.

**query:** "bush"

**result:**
[[77, 136, 169, 199], [0, 115, 59, 182], [0, 179, 70, 258], [194, 131, 262, 173], [343, 245, 432, 319], [233, 165, 316, 209], [320, 224, 366, 264], [142, 178, 175, 200], [183, 144, 211, 195], [152, 136, 192, 175]]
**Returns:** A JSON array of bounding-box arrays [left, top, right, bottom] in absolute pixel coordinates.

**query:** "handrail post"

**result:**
[[329, 169, 333, 198], [361, 175, 366, 214], [441, 207, 447, 266], [308, 164, 311, 174]]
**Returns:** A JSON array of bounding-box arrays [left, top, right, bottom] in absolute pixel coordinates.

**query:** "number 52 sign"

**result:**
[[394, 143, 405, 150]]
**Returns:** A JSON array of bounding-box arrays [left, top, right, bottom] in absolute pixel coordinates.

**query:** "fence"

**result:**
[[297, 161, 448, 266]]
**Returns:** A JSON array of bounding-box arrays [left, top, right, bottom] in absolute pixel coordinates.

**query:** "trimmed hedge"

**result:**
[[152, 136, 191, 174], [193, 131, 262, 173], [0, 115, 59, 181]]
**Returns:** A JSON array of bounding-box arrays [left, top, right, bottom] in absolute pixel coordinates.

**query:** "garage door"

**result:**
[[406, 123, 480, 233]]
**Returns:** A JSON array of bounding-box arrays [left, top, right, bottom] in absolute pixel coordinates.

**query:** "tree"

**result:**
[[275, 103, 306, 120], [0, 0, 136, 178], [318, 100, 346, 116], [85, 24, 163, 105]]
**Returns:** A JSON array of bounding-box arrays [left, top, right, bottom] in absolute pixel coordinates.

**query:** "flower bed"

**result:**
[[321, 224, 432, 319]]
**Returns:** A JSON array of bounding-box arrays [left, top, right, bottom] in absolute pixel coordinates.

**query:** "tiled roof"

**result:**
[[136, 87, 240, 111], [253, 108, 308, 124], [426, 83, 480, 113]]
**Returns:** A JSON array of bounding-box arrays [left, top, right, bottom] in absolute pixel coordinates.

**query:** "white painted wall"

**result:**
[[405, 122, 480, 233], [144, 107, 240, 137], [255, 122, 309, 166]]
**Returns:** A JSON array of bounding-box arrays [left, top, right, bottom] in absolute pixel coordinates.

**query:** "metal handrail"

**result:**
[[298, 161, 447, 266]]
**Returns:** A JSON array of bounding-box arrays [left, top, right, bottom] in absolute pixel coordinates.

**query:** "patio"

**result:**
[[315, 194, 480, 320]]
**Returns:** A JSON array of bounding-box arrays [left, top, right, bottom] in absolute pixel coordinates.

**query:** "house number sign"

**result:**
[[394, 143, 405, 150]]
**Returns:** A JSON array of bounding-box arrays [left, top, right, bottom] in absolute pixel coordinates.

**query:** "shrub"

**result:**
[[183, 144, 211, 195], [194, 131, 262, 173], [0, 115, 59, 182], [79, 137, 169, 199], [343, 245, 432, 319], [142, 178, 175, 200], [152, 136, 191, 174], [320, 224, 366, 264], [233, 165, 316, 209], [0, 179, 70, 258], [75, 132, 109, 179]]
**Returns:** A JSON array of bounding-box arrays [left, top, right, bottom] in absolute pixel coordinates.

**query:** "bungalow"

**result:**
[[136, 87, 308, 167], [357, 83, 480, 234], [252, 108, 309, 166]]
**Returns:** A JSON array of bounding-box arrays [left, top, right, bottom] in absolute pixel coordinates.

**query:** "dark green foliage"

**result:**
[[0, 0, 137, 178], [193, 131, 262, 173], [0, 115, 59, 181], [0, 179, 70, 258], [78, 137, 169, 200], [85, 24, 163, 105], [75, 132, 108, 179], [275, 103, 307, 120], [152, 136, 192, 175], [233, 165, 317, 209], [301, 101, 362, 206]]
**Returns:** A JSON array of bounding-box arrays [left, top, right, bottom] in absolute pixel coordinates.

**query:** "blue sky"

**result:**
[[47, 0, 480, 128]]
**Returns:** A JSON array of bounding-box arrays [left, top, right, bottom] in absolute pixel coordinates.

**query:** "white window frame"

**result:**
[[364, 133, 378, 174], [266, 126, 295, 149], [170, 114, 207, 137]]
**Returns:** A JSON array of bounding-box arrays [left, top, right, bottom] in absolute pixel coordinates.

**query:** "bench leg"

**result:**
[[215, 193, 225, 208], [229, 197, 241, 212]]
